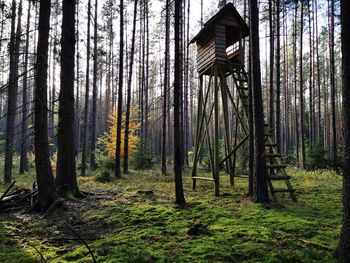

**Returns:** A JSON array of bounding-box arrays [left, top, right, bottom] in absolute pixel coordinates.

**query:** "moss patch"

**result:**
[[0, 167, 342, 262]]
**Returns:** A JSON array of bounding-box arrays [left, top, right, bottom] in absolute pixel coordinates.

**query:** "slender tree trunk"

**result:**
[[300, 0, 306, 168], [294, 1, 300, 165], [4, 0, 21, 183], [328, 0, 337, 163], [49, 3, 58, 156], [249, 0, 269, 203], [275, 0, 281, 150], [336, 0, 350, 260], [162, 0, 170, 175], [115, 0, 124, 178], [144, 0, 149, 139], [81, 0, 91, 176], [90, 0, 98, 171], [75, 0, 81, 156], [20, 1, 31, 174], [123, 0, 138, 174], [268, 0, 274, 133], [248, 48, 254, 197], [308, 0, 314, 149], [34, 0, 56, 211], [174, 0, 186, 205], [315, 0, 322, 143]]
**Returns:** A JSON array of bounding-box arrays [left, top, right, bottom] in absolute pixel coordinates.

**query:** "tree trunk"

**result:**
[[336, 0, 350, 260], [56, 0, 81, 197], [20, 0, 31, 174], [275, 0, 281, 151], [75, 0, 81, 156], [115, 0, 124, 178], [174, 0, 186, 205], [123, 0, 138, 174], [162, 0, 170, 175], [315, 0, 322, 143], [268, 0, 274, 134], [294, 2, 300, 165], [90, 0, 98, 171], [249, 0, 269, 203], [34, 0, 56, 211], [300, 0, 306, 169], [4, 0, 20, 183], [81, 0, 91, 176], [308, 0, 314, 149], [328, 0, 337, 163]]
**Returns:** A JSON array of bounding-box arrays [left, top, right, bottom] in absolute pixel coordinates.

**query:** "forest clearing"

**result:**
[[0, 0, 350, 262], [0, 166, 342, 262]]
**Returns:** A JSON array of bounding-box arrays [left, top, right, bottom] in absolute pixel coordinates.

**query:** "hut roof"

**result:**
[[189, 3, 249, 46]]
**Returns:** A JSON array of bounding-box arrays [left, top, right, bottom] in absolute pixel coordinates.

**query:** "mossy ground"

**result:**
[[0, 166, 342, 262]]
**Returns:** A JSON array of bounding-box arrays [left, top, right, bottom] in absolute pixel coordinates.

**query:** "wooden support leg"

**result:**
[[219, 75, 234, 186], [214, 65, 220, 196]]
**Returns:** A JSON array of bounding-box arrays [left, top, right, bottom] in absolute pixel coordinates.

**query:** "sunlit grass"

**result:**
[[0, 162, 343, 263]]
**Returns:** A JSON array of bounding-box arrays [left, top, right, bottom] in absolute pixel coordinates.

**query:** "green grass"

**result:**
[[0, 166, 343, 262]]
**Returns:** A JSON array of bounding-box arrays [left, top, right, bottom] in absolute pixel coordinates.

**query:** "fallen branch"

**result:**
[[0, 181, 16, 200], [64, 222, 97, 263], [26, 241, 47, 263]]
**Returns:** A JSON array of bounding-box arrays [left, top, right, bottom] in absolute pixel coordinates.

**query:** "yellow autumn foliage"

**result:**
[[98, 107, 140, 159]]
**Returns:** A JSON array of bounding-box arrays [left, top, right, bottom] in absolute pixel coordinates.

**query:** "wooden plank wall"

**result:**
[[214, 24, 228, 64]]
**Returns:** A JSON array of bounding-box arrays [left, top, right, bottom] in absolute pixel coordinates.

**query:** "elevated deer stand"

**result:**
[[190, 3, 296, 202]]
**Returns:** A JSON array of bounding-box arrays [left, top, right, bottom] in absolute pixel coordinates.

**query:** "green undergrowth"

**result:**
[[0, 167, 343, 262]]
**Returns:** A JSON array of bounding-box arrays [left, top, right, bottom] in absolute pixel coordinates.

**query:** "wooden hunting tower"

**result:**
[[190, 3, 296, 202], [190, 3, 249, 75]]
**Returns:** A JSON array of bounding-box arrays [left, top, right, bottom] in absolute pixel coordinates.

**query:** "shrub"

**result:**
[[306, 141, 333, 170], [95, 170, 113, 182], [131, 139, 155, 170], [97, 108, 140, 169]]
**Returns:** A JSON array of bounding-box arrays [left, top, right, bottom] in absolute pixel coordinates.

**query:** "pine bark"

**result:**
[[123, 0, 138, 174], [81, 0, 91, 176], [275, 0, 281, 150], [293, 2, 300, 165], [20, 0, 31, 174], [162, 0, 170, 175], [34, 0, 56, 211], [174, 0, 186, 205], [328, 0, 337, 163], [268, 0, 274, 133], [337, 0, 350, 260], [90, 0, 98, 171], [249, 0, 269, 203], [75, 0, 81, 155], [56, 0, 80, 197], [115, 0, 124, 178], [300, 0, 306, 168], [4, 0, 21, 183]]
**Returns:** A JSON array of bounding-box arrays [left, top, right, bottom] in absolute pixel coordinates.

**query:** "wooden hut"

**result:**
[[190, 3, 249, 75]]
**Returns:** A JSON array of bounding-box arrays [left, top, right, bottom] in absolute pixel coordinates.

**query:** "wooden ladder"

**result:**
[[231, 63, 297, 202]]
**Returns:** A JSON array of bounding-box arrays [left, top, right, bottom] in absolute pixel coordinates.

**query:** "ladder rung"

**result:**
[[272, 188, 295, 193], [268, 175, 291, 180], [266, 164, 287, 169], [192, 177, 215, 181]]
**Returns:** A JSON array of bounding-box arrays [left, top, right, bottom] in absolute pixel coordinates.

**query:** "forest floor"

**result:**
[[0, 166, 342, 263]]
